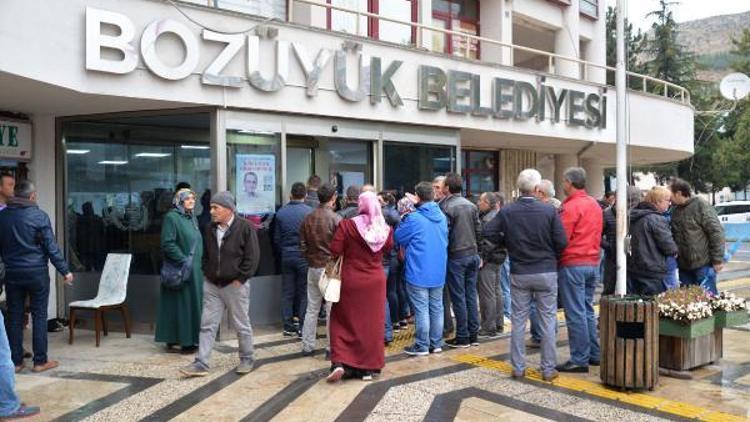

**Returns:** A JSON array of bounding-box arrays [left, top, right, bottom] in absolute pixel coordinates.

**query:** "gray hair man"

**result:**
[[0, 180, 74, 374], [181, 191, 260, 377], [535, 179, 561, 210], [482, 169, 568, 381]]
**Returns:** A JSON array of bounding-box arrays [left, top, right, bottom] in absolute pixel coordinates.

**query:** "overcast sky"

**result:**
[[605, 0, 750, 33]]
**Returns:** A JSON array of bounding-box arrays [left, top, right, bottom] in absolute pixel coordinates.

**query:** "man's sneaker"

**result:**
[[282, 329, 298, 337], [236, 360, 255, 375], [429, 347, 443, 354], [404, 345, 429, 357], [180, 362, 209, 377], [445, 338, 470, 348], [469, 336, 480, 346], [3, 405, 41, 419], [361, 373, 374, 381], [511, 369, 526, 379], [326, 366, 345, 383], [477, 330, 500, 339], [301, 349, 315, 357], [526, 338, 542, 349]]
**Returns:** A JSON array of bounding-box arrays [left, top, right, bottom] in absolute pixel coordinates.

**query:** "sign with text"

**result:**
[[84, 8, 606, 130], [235, 154, 276, 216], [0, 120, 32, 161]]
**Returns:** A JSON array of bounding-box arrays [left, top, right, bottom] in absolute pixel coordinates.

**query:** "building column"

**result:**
[[582, 158, 605, 199], [28, 114, 59, 319], [554, 0, 580, 78], [480, 0, 513, 66], [584, 1, 607, 84], [554, 153, 578, 199]]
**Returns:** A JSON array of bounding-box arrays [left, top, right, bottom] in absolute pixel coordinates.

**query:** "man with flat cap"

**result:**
[[181, 191, 260, 377]]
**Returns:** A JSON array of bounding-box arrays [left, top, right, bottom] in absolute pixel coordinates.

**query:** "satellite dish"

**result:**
[[720, 73, 750, 101]]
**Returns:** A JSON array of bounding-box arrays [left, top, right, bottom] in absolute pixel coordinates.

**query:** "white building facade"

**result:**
[[0, 0, 694, 326]]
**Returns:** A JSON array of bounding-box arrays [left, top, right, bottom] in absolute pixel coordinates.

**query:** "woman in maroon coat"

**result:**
[[327, 191, 393, 382]]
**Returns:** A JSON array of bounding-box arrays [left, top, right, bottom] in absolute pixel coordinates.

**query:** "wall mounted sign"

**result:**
[[85, 7, 605, 129], [0, 120, 32, 161], [235, 153, 276, 216]]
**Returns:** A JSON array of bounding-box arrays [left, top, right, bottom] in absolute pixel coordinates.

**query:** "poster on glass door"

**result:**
[[236, 154, 275, 216]]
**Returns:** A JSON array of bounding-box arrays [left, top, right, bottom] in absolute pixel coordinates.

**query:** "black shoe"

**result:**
[[469, 336, 480, 346], [555, 361, 589, 373], [477, 330, 500, 339], [283, 329, 298, 337], [589, 359, 601, 366], [445, 338, 470, 349], [301, 349, 314, 357]]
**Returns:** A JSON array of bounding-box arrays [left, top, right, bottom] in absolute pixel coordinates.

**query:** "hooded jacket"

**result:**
[[670, 196, 725, 270], [394, 201, 448, 288], [0, 197, 70, 277], [628, 202, 678, 277]]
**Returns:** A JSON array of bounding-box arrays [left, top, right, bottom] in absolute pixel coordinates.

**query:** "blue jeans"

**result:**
[[5, 269, 50, 366], [406, 283, 444, 351], [499, 259, 511, 318], [679, 265, 717, 295], [559, 265, 600, 366], [281, 256, 308, 332], [446, 254, 480, 341], [0, 309, 21, 417], [383, 267, 393, 342]]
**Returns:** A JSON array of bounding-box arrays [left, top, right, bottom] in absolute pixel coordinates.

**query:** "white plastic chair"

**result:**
[[68, 253, 132, 347]]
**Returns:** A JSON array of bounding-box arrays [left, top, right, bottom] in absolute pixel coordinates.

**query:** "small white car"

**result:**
[[715, 201, 750, 223]]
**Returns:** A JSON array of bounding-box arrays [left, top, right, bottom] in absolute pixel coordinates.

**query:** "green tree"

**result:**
[[605, 6, 645, 87], [641, 0, 695, 94], [729, 28, 750, 75]]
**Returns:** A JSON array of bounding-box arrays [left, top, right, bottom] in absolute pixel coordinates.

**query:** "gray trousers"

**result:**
[[478, 262, 502, 333], [301, 267, 331, 353], [196, 281, 254, 368], [510, 272, 558, 376]]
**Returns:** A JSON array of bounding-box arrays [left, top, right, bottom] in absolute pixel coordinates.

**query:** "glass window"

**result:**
[[431, 0, 480, 59], [64, 114, 212, 277], [226, 129, 282, 277], [330, 0, 369, 36], [462, 150, 498, 203], [213, 0, 287, 19], [384, 142, 455, 195], [379, 0, 414, 45], [286, 135, 373, 207]]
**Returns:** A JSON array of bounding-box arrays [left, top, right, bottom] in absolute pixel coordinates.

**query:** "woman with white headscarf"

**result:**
[[327, 191, 393, 382], [155, 189, 204, 353]]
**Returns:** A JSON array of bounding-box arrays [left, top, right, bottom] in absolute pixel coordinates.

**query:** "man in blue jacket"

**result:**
[[0, 180, 74, 374], [273, 182, 313, 336], [395, 182, 448, 356]]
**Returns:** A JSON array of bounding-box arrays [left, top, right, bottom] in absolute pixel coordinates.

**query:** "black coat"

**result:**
[[628, 202, 678, 277], [202, 216, 260, 287]]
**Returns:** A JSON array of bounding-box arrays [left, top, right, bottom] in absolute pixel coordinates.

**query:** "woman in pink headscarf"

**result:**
[[327, 191, 394, 382]]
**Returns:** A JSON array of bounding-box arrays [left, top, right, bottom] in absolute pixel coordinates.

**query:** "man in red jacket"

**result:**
[[556, 168, 603, 373]]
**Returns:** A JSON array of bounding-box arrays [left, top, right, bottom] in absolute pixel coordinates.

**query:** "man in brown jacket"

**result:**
[[181, 191, 259, 377], [299, 183, 341, 356]]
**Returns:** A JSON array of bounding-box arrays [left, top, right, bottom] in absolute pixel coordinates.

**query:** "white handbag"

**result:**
[[318, 257, 343, 303]]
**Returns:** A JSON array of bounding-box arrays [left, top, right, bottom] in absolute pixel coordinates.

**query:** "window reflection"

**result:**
[[384, 142, 454, 195]]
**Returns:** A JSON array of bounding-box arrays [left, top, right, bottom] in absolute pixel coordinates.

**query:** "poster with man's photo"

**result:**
[[235, 154, 275, 215]]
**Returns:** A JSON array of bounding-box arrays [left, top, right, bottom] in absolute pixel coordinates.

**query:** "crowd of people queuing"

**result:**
[[0, 161, 727, 416]]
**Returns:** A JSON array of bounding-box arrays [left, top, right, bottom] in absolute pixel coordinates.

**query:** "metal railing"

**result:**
[[287, 0, 691, 105]]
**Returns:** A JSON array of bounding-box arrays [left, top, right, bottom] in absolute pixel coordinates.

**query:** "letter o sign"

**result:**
[[140, 19, 199, 80]]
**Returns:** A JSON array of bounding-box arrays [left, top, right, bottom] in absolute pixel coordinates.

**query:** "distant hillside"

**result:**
[[674, 11, 750, 82]]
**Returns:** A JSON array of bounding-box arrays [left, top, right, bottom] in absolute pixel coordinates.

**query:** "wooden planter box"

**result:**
[[659, 317, 721, 371], [600, 296, 659, 390], [659, 316, 715, 339], [714, 310, 749, 328]]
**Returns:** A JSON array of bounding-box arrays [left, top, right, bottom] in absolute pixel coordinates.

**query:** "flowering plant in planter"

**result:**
[[709, 291, 747, 312], [656, 286, 713, 323]]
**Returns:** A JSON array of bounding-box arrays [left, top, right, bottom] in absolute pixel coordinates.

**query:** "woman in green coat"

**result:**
[[155, 189, 204, 352]]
